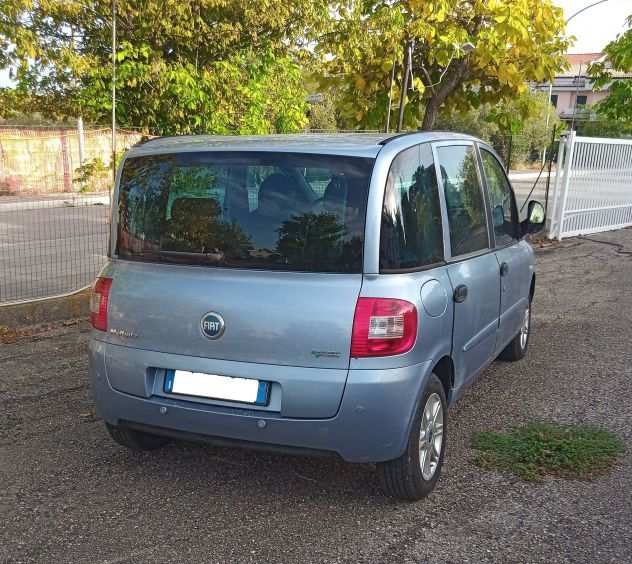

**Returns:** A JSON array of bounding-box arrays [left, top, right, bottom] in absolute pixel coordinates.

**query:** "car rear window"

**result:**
[[116, 151, 373, 273]]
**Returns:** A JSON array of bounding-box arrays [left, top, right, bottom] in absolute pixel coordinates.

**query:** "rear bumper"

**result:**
[[89, 339, 433, 463]]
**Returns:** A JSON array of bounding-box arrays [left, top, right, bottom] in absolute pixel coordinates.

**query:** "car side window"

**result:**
[[480, 148, 519, 246], [380, 143, 444, 270], [436, 144, 490, 257]]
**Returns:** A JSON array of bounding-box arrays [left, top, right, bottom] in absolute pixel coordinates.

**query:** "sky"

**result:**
[[555, 0, 630, 53], [0, 0, 630, 87]]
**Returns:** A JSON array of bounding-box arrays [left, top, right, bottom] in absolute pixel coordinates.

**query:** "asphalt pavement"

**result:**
[[0, 178, 548, 304], [1, 228, 631, 563], [0, 202, 108, 303]]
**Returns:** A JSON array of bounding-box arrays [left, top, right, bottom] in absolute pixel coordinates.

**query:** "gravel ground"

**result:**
[[1, 229, 631, 564]]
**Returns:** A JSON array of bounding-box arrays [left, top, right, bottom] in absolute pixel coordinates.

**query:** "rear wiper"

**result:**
[[159, 250, 226, 264]]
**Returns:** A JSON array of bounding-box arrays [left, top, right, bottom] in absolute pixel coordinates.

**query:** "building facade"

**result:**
[[534, 53, 632, 126]]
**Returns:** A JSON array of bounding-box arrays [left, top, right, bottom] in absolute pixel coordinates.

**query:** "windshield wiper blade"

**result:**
[[159, 250, 226, 264]]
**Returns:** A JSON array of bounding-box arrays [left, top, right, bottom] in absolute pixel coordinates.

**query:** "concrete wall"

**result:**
[[0, 127, 143, 195], [0, 289, 89, 329]]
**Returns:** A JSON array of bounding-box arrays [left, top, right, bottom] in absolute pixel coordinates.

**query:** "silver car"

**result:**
[[89, 133, 544, 500]]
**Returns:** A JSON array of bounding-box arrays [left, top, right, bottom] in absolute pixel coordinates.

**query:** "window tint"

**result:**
[[481, 149, 518, 246], [117, 152, 372, 273], [436, 145, 489, 256], [380, 144, 443, 270]]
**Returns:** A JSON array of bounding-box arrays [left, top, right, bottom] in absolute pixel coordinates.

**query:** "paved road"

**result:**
[[0, 180, 549, 303], [2, 229, 631, 563], [0, 203, 108, 302]]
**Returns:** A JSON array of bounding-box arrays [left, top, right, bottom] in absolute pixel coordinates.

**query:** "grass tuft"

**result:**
[[472, 423, 624, 481]]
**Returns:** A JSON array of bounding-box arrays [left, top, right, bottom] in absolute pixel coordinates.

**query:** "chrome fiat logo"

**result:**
[[200, 312, 225, 340]]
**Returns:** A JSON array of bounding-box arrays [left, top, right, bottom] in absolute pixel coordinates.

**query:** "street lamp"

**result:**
[[544, 0, 611, 144]]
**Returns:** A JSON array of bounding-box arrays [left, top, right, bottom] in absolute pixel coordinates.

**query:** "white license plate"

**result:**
[[164, 370, 269, 405]]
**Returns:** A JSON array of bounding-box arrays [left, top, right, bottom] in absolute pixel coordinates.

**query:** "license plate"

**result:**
[[164, 369, 269, 405]]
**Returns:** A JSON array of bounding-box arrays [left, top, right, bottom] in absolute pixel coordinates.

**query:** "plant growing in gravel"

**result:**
[[472, 423, 624, 481]]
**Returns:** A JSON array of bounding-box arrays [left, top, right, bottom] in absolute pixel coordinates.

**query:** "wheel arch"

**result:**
[[432, 355, 454, 404]]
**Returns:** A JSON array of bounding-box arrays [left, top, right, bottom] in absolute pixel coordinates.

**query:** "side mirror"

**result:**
[[523, 200, 545, 235]]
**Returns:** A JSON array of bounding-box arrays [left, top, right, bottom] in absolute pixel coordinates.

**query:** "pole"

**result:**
[[542, 82, 553, 166], [396, 41, 412, 133], [385, 58, 396, 133], [506, 134, 513, 172], [77, 115, 85, 166], [544, 124, 558, 217], [108, 0, 116, 260], [565, 0, 610, 25], [570, 63, 582, 132], [544, 1, 610, 152], [111, 0, 117, 187], [556, 130, 576, 241]]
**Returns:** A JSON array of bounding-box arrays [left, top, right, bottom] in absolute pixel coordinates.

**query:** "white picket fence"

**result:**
[[548, 131, 632, 240]]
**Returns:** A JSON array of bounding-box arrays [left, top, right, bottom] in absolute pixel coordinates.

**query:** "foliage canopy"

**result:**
[[318, 0, 570, 130], [1, 0, 573, 134], [589, 14, 632, 126], [0, 0, 328, 134]]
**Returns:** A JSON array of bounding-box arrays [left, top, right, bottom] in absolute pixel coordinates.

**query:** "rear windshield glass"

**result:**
[[116, 152, 373, 273]]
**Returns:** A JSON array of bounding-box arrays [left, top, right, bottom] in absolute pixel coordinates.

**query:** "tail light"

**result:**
[[90, 277, 112, 332], [351, 297, 417, 358]]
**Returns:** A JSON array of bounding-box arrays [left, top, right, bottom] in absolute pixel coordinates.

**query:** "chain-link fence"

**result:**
[[0, 126, 560, 305], [0, 126, 142, 304]]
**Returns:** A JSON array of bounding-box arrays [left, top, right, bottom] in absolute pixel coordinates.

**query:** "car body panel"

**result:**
[[97, 260, 361, 370], [494, 240, 534, 353], [446, 254, 501, 390]]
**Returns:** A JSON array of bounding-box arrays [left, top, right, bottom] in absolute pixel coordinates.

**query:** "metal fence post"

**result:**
[[77, 116, 86, 166], [547, 135, 565, 238], [556, 130, 577, 241], [60, 129, 72, 192]]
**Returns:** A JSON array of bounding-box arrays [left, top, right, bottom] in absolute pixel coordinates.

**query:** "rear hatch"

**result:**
[[97, 150, 373, 417], [105, 261, 362, 369]]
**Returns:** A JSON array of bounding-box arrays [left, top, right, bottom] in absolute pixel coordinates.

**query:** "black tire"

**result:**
[[105, 423, 170, 451], [498, 302, 531, 362], [377, 374, 447, 501]]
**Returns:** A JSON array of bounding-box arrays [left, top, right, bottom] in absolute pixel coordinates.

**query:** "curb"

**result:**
[[0, 289, 90, 328], [0, 195, 109, 212]]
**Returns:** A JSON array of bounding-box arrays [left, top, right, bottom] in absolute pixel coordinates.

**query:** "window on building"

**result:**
[[550, 94, 558, 108], [576, 95, 588, 107]]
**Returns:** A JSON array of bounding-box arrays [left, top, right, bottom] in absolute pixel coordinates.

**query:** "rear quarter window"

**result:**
[[379, 143, 444, 271]]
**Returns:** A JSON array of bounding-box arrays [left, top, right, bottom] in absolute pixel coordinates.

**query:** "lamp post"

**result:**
[[544, 0, 611, 157]]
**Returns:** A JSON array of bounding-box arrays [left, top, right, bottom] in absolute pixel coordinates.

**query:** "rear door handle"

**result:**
[[500, 262, 509, 276], [453, 284, 468, 303]]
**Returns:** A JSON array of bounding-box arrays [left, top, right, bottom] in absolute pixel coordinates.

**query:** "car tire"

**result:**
[[498, 302, 531, 362], [377, 374, 447, 501], [105, 423, 170, 451]]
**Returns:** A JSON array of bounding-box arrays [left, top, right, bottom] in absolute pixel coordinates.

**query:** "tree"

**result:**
[[589, 14, 632, 126], [318, 0, 570, 131], [307, 93, 343, 131], [435, 90, 565, 166], [0, 1, 328, 134]]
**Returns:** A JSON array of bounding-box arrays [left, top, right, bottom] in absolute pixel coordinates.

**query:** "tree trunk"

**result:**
[[421, 98, 440, 131], [419, 58, 471, 131]]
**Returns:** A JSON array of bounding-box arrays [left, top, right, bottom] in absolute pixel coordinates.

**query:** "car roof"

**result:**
[[126, 132, 481, 159]]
